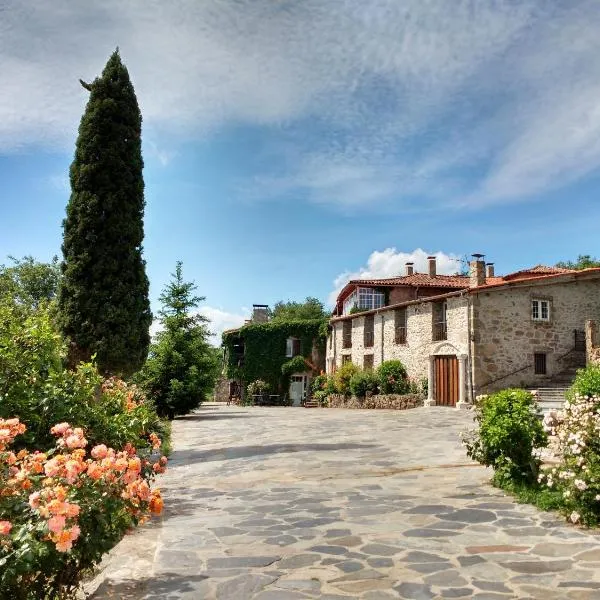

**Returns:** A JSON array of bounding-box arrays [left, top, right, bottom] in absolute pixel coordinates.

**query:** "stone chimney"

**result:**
[[486, 263, 495, 278], [469, 254, 486, 287], [405, 262, 414, 276], [252, 304, 270, 323], [427, 256, 437, 277]]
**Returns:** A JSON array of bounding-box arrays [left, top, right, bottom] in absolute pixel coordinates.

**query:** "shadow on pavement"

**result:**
[[91, 573, 209, 599], [169, 442, 378, 464]]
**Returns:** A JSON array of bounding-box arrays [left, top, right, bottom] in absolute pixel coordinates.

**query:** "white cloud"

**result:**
[[149, 306, 249, 346], [3, 1, 600, 207], [328, 248, 462, 306], [199, 306, 249, 346]]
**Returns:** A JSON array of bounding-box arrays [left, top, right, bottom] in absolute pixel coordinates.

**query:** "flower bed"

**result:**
[[0, 417, 166, 599], [327, 393, 423, 410]]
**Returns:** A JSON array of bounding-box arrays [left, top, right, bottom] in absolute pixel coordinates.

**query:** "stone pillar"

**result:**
[[456, 354, 470, 410], [424, 355, 436, 406], [586, 320, 598, 365]]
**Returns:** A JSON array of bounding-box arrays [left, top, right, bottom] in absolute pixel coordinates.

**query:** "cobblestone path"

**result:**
[[90, 404, 600, 599]]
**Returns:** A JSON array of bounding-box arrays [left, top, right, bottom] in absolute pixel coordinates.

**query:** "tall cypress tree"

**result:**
[[58, 49, 151, 376]]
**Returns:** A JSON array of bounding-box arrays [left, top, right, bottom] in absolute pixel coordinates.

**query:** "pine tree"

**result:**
[[58, 49, 151, 376], [136, 262, 219, 419]]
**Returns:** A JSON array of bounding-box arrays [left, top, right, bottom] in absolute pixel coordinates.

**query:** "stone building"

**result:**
[[326, 256, 600, 407]]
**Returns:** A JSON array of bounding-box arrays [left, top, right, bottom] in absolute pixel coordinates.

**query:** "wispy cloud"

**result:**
[[2, 1, 600, 208], [328, 248, 462, 306]]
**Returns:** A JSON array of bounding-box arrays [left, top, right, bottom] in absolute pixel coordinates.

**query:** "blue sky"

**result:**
[[2, 0, 600, 341]]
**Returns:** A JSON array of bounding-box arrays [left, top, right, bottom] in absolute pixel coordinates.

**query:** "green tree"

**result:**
[[556, 255, 600, 270], [271, 297, 329, 321], [57, 49, 151, 376], [0, 255, 60, 310], [136, 262, 218, 419]]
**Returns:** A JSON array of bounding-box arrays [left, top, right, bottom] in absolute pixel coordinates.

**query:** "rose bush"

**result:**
[[540, 392, 600, 526], [0, 417, 166, 599]]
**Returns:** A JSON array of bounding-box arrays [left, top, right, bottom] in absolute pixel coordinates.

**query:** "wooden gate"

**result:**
[[434, 355, 459, 406]]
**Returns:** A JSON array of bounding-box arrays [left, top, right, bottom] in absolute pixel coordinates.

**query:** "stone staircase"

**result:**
[[533, 387, 569, 416], [531, 350, 585, 415]]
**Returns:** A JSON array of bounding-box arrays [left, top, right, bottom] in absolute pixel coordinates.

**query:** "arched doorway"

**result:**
[[426, 343, 468, 408]]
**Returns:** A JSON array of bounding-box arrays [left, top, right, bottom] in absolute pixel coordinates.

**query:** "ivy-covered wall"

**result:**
[[222, 319, 327, 394]]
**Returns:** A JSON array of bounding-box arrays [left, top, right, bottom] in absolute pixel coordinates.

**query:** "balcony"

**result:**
[[364, 330, 374, 348], [433, 321, 447, 341]]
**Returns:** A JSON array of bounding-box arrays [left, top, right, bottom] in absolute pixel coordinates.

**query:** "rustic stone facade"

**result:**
[[328, 294, 469, 381], [472, 279, 600, 392], [327, 270, 600, 407]]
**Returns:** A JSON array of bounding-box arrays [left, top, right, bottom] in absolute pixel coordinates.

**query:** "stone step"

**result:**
[[304, 401, 320, 408]]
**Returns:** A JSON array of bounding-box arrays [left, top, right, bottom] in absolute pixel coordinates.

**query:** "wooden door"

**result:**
[[434, 356, 459, 406]]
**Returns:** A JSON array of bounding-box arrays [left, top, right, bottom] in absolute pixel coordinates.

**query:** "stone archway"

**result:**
[[425, 342, 469, 409]]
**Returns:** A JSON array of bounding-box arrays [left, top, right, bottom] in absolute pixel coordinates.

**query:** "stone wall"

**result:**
[[213, 377, 231, 403], [586, 320, 600, 365], [327, 393, 423, 410], [473, 279, 600, 393], [326, 294, 469, 383]]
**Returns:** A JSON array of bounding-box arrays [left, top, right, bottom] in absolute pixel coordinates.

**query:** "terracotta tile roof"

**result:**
[[502, 264, 576, 281], [348, 273, 471, 288]]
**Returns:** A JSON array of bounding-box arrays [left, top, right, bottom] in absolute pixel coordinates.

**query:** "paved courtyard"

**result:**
[[90, 404, 600, 599]]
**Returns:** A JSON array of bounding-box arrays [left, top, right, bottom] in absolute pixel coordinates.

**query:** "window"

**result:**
[[432, 301, 447, 341], [285, 337, 301, 357], [364, 314, 374, 348], [342, 354, 352, 365], [342, 320, 352, 349], [364, 354, 374, 370], [395, 307, 407, 344], [534, 352, 547, 375], [343, 287, 385, 315], [532, 299, 550, 321]]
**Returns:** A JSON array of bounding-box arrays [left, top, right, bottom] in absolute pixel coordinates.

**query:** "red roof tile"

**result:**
[[348, 273, 471, 288], [502, 265, 576, 281]]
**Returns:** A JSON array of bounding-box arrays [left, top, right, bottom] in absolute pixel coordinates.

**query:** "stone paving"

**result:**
[[89, 404, 600, 600]]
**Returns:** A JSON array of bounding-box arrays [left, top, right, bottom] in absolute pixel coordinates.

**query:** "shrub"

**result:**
[[0, 418, 166, 599], [0, 301, 167, 455], [376, 360, 409, 394], [462, 389, 547, 485], [539, 365, 600, 526], [311, 373, 336, 396], [569, 363, 600, 399], [247, 379, 270, 397], [349, 370, 379, 398], [333, 362, 360, 396]]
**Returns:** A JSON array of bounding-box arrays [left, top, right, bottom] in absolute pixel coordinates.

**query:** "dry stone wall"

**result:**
[[327, 393, 423, 410]]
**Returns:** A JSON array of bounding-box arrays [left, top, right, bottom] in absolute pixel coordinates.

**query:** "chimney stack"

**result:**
[[427, 256, 437, 277], [469, 254, 486, 287], [486, 263, 495, 278], [405, 262, 414, 276], [252, 304, 270, 323]]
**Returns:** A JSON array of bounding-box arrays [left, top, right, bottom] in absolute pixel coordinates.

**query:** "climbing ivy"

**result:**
[[222, 319, 326, 394]]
